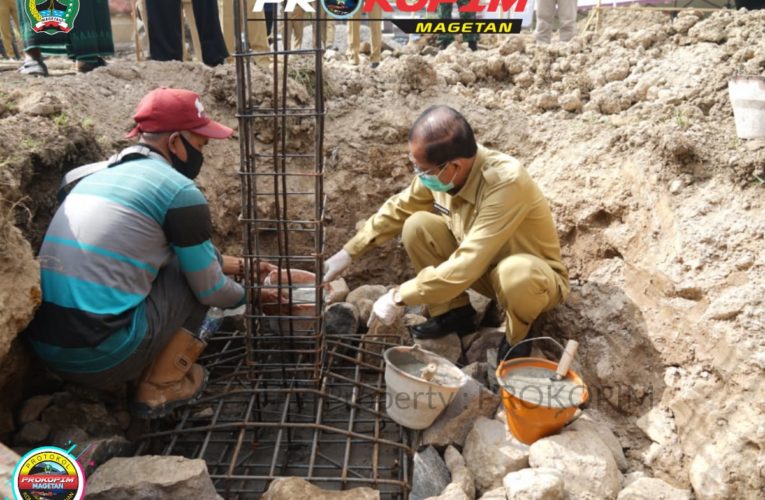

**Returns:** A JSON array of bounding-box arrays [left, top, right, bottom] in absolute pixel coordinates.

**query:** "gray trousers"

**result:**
[[535, 0, 577, 44], [60, 258, 208, 389]]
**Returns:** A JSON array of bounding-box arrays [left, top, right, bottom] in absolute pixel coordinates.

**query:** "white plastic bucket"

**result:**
[[729, 76, 765, 139], [383, 345, 466, 430]]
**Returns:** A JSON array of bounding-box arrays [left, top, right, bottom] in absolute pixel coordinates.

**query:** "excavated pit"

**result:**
[[0, 7, 763, 498]]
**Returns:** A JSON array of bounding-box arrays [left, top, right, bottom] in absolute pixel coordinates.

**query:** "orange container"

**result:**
[[496, 357, 589, 445]]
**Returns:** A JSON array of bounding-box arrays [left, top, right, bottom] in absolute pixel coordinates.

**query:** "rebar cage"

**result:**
[[136, 2, 413, 497], [234, 0, 326, 384]]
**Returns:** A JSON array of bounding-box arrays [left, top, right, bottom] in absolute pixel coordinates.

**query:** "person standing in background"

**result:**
[[145, 0, 228, 66], [0, 0, 19, 59], [347, 2, 382, 68], [285, 7, 335, 50], [16, 0, 114, 75], [535, 0, 577, 44], [435, 0, 478, 51], [219, 0, 269, 64]]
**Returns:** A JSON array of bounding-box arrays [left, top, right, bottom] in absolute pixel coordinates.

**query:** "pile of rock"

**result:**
[[7, 384, 134, 476]]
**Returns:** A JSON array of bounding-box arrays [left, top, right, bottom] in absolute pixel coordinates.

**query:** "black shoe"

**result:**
[[497, 336, 532, 362], [409, 304, 476, 339], [468, 40, 478, 51], [370, 62, 379, 69]]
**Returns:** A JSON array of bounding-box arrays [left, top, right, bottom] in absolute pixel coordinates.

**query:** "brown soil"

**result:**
[[0, 7, 763, 497]]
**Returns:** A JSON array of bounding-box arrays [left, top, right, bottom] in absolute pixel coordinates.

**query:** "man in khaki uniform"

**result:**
[[286, 7, 335, 49], [347, 2, 382, 67], [323, 106, 569, 358], [219, 0, 269, 63]]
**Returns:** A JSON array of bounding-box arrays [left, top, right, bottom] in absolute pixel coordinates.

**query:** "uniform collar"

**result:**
[[452, 144, 486, 205]]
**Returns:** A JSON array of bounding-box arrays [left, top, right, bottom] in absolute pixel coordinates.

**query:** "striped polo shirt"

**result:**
[[25, 155, 244, 374]]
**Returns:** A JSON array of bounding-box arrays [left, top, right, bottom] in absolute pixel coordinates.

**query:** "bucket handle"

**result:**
[[502, 335, 565, 361], [502, 336, 587, 376]]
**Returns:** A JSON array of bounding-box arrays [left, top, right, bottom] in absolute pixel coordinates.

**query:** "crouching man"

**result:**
[[323, 105, 570, 359], [25, 88, 269, 418]]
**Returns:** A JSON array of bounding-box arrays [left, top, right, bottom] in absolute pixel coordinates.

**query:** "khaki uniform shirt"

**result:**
[[343, 145, 569, 306]]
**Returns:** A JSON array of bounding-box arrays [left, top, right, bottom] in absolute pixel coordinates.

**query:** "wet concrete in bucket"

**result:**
[[389, 350, 464, 386], [499, 366, 586, 409]]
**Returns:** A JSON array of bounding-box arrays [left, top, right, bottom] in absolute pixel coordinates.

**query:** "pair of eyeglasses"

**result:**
[[409, 154, 448, 176]]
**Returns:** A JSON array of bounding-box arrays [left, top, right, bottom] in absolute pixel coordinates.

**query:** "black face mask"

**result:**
[[169, 133, 204, 180]]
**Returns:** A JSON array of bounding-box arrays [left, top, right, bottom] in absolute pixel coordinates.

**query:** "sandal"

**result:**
[[76, 57, 107, 73], [18, 57, 48, 77]]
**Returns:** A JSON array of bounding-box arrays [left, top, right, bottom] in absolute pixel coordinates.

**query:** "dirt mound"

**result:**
[[0, 7, 763, 497]]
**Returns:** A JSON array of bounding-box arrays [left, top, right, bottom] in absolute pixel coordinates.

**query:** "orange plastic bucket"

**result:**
[[496, 357, 589, 445]]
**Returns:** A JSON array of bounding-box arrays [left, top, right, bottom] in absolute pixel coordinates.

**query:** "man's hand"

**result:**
[[369, 288, 404, 327], [323, 249, 352, 283]]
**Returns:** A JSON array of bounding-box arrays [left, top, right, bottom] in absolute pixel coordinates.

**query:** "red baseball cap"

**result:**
[[126, 88, 233, 139]]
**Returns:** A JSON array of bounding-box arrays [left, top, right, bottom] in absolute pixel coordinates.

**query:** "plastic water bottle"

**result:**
[[197, 307, 224, 342]]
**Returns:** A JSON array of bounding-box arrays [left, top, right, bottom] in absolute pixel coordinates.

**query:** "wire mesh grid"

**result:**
[[135, 331, 413, 498]]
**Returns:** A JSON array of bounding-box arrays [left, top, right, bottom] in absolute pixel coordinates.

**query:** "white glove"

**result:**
[[369, 289, 404, 327], [323, 249, 352, 283]]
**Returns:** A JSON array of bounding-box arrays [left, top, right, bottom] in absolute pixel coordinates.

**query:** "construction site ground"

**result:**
[[0, 7, 764, 499]]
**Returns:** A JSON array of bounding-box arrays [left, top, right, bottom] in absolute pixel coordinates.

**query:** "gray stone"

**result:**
[[461, 362, 488, 387], [42, 400, 121, 437], [415, 333, 462, 364], [324, 302, 360, 335], [560, 92, 583, 113], [443, 445, 475, 499], [14, 421, 50, 445], [502, 468, 564, 500], [636, 406, 678, 443], [347, 284, 388, 304], [429, 485, 470, 500], [263, 476, 379, 499], [463, 417, 529, 494], [477, 488, 506, 499], [326, 278, 350, 304], [78, 436, 135, 477], [464, 328, 505, 365], [17, 394, 52, 425], [529, 429, 623, 499], [568, 412, 628, 471], [86, 455, 222, 500], [411, 446, 451, 500], [1, 443, 20, 500], [347, 285, 387, 325], [617, 477, 691, 500], [689, 444, 730, 500], [423, 377, 500, 448]]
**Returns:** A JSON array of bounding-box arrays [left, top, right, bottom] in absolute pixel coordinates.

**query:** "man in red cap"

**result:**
[[26, 88, 271, 418]]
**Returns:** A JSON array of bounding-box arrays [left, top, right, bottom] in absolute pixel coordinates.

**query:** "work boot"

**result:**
[[131, 328, 209, 419], [497, 335, 532, 362], [409, 304, 476, 339]]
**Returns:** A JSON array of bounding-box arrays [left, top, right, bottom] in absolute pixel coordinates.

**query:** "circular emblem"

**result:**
[[25, 0, 81, 35], [13, 446, 86, 500], [321, 0, 362, 19]]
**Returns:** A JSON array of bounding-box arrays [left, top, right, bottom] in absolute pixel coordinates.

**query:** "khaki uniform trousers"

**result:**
[[535, 0, 577, 44], [285, 7, 335, 49], [402, 212, 564, 345], [348, 3, 382, 64], [219, 0, 269, 62], [0, 0, 19, 58]]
